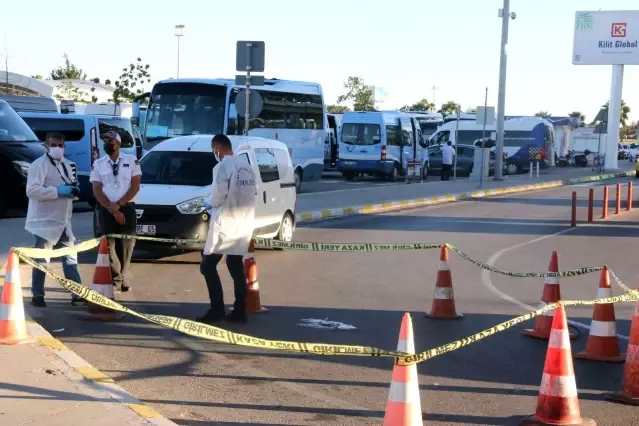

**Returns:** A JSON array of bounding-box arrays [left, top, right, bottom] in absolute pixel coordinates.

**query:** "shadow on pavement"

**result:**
[[29, 298, 629, 398]]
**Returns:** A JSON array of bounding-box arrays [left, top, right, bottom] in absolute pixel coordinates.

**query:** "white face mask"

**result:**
[[49, 147, 65, 161]]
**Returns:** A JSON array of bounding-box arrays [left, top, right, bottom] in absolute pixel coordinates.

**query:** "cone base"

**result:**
[[79, 311, 124, 321], [575, 351, 626, 363], [425, 312, 463, 320], [230, 306, 270, 314], [605, 392, 639, 406], [522, 328, 577, 340], [521, 415, 596, 426], [0, 336, 36, 345]]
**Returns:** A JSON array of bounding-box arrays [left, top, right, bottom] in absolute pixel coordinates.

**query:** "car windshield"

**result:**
[[145, 82, 227, 141], [341, 123, 381, 146], [140, 151, 218, 186], [0, 101, 39, 142]]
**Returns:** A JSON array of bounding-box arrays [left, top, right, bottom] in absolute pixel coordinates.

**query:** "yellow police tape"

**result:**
[[10, 237, 639, 367], [14, 234, 604, 279]]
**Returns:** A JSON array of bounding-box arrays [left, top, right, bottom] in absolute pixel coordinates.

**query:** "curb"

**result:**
[[295, 170, 635, 223], [25, 317, 177, 426]]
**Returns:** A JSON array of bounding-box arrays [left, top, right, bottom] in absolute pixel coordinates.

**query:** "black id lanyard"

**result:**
[[47, 154, 74, 185]]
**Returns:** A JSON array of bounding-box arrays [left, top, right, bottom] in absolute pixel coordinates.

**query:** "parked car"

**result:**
[[427, 144, 495, 176], [0, 100, 47, 218], [100, 135, 297, 252]]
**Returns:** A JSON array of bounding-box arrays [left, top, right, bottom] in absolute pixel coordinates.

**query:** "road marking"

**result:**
[[480, 227, 630, 340]]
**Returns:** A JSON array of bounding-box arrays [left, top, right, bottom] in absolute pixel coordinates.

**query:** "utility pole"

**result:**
[[174, 25, 185, 79], [431, 86, 437, 109], [4, 35, 9, 95], [494, 0, 515, 180]]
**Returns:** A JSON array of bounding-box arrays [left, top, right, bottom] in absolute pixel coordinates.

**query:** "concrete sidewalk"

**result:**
[[296, 164, 637, 221], [0, 319, 176, 426]]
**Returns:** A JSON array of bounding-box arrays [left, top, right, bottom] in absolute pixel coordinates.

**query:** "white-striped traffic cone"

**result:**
[[523, 251, 576, 340], [576, 266, 624, 362], [0, 251, 35, 345], [425, 245, 462, 319], [82, 238, 123, 321], [521, 304, 595, 425], [383, 313, 422, 426]]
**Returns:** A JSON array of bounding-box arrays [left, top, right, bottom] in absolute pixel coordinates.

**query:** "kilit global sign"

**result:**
[[599, 40, 638, 48]]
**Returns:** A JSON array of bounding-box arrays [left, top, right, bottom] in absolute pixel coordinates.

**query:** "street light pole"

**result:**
[[431, 86, 437, 108], [494, 0, 513, 180], [174, 24, 185, 79]]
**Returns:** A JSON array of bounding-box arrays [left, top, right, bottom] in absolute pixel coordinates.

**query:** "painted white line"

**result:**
[[480, 227, 630, 340]]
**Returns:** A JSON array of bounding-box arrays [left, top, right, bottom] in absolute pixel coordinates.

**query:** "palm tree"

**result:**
[[601, 100, 631, 126]]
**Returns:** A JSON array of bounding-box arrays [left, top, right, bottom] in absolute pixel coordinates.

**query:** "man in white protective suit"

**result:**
[[197, 134, 257, 324]]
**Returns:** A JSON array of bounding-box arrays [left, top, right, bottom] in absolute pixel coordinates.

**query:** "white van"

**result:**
[[101, 135, 297, 252], [336, 111, 427, 181]]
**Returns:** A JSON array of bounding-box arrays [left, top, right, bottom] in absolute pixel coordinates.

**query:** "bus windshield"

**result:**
[[144, 82, 227, 141]]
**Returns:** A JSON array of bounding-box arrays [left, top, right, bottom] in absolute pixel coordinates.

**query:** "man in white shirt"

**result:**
[[197, 134, 257, 325], [441, 141, 455, 181], [90, 131, 142, 293], [25, 132, 86, 308]]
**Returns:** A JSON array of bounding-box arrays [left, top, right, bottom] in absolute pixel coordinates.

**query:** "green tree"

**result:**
[[464, 107, 477, 113], [569, 111, 586, 126], [327, 105, 350, 114], [108, 58, 152, 105], [438, 101, 459, 116], [31, 74, 43, 80], [534, 111, 552, 118], [601, 100, 631, 126], [336, 76, 376, 111], [49, 54, 87, 80], [54, 82, 95, 103], [399, 98, 435, 112]]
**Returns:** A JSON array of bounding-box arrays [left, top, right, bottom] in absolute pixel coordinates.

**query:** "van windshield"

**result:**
[[22, 117, 85, 142], [341, 123, 381, 146], [98, 118, 135, 148], [0, 102, 39, 142], [140, 151, 218, 186]]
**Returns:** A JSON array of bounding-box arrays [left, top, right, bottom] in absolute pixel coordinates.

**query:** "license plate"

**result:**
[[136, 225, 156, 235]]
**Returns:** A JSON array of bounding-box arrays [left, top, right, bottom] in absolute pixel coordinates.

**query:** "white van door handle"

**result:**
[[263, 191, 267, 204]]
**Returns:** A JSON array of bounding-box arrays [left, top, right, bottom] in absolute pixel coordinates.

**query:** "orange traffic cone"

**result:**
[[575, 267, 624, 362], [245, 240, 268, 314], [523, 252, 576, 340], [521, 304, 596, 426], [606, 300, 639, 405], [425, 245, 462, 319], [383, 313, 422, 426], [0, 251, 35, 345], [82, 238, 123, 321]]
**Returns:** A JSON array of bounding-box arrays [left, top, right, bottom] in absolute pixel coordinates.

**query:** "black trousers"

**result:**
[[200, 253, 247, 316], [99, 203, 137, 289], [441, 164, 452, 181]]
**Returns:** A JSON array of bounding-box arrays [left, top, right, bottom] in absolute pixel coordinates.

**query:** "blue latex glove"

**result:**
[[204, 203, 213, 213], [56, 185, 74, 198]]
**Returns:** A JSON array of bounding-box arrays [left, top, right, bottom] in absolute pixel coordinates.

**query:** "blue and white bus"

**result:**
[[403, 111, 443, 138], [136, 78, 326, 193]]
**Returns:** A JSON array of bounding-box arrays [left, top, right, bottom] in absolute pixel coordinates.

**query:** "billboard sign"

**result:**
[[573, 11, 639, 65]]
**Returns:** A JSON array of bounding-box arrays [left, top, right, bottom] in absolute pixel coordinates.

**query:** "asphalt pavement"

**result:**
[[13, 177, 639, 425]]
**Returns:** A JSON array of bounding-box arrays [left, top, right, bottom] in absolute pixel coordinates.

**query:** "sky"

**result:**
[[2, 0, 639, 123]]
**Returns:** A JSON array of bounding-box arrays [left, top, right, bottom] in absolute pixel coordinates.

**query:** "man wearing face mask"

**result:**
[[25, 132, 86, 308], [90, 131, 142, 293], [197, 134, 257, 324]]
